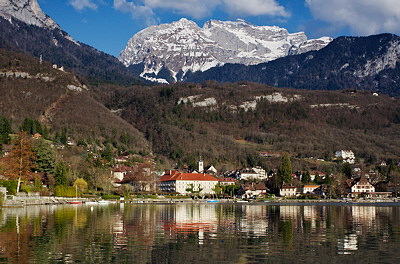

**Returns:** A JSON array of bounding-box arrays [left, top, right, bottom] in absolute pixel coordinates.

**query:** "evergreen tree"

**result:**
[[21, 118, 33, 134], [54, 162, 68, 186], [314, 172, 321, 184], [342, 163, 352, 178], [102, 143, 113, 162], [60, 128, 68, 145], [0, 116, 12, 144], [302, 170, 311, 184], [33, 138, 55, 173], [278, 153, 292, 184]]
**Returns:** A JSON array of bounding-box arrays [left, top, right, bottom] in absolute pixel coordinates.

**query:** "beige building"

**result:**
[[159, 170, 219, 195]]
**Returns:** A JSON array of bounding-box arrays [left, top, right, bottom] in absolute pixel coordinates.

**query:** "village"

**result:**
[[0, 130, 399, 204], [109, 149, 397, 201]]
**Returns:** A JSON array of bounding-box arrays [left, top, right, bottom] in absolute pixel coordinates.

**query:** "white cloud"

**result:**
[[145, 0, 220, 19], [69, 0, 98, 11], [222, 0, 289, 17], [306, 0, 400, 35], [114, 0, 158, 26], [113, 0, 289, 24]]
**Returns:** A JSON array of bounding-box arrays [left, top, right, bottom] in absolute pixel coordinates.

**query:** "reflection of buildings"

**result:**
[[337, 234, 358, 254], [303, 206, 319, 230], [351, 206, 376, 226], [239, 205, 269, 236], [162, 205, 219, 238], [280, 206, 300, 220]]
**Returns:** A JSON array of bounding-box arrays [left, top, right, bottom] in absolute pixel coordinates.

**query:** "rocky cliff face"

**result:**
[[0, 0, 59, 29], [119, 18, 332, 83]]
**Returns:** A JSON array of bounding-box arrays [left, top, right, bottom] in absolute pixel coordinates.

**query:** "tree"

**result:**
[[278, 153, 292, 184], [54, 162, 68, 186], [185, 183, 203, 197], [302, 170, 311, 184], [212, 183, 223, 197], [314, 172, 321, 184], [73, 178, 88, 193], [102, 143, 113, 162], [1, 132, 36, 192], [33, 138, 55, 173], [0, 116, 12, 144], [342, 163, 352, 178]]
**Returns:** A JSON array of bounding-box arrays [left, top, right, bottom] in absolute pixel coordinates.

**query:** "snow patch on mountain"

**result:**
[[119, 18, 332, 83], [356, 40, 400, 78]]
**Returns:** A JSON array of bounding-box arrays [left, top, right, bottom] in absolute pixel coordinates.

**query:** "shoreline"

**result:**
[[2, 196, 400, 208]]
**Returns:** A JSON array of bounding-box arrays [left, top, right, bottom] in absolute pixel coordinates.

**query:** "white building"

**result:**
[[159, 170, 218, 195], [302, 185, 321, 194], [239, 166, 267, 180], [279, 185, 297, 197], [335, 150, 355, 164]]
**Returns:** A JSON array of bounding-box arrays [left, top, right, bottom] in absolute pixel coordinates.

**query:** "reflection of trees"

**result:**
[[1, 205, 400, 263]]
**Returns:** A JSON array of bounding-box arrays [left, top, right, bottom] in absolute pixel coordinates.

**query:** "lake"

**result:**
[[1, 203, 400, 263]]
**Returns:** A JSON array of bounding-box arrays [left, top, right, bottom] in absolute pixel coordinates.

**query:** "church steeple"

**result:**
[[198, 157, 204, 173]]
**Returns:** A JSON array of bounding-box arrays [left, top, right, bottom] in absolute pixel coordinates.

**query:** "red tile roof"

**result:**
[[219, 177, 236, 182], [160, 171, 218, 182]]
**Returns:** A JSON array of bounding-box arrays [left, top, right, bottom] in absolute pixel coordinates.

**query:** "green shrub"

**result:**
[[20, 185, 33, 193], [55, 185, 78, 197], [101, 194, 120, 200], [0, 180, 17, 195]]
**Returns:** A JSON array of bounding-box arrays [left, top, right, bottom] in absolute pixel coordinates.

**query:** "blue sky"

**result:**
[[37, 0, 400, 57]]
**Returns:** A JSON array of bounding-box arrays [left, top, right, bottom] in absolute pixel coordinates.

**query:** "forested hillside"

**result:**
[[94, 81, 400, 169], [0, 48, 149, 153]]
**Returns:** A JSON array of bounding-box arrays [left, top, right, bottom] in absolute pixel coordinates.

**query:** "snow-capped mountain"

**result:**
[[119, 18, 332, 83], [0, 0, 59, 29], [186, 34, 400, 96]]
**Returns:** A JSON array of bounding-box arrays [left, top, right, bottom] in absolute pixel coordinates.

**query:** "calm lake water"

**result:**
[[1, 203, 400, 263]]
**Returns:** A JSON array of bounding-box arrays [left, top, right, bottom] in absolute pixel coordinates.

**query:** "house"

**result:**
[[112, 167, 130, 181], [1, 144, 12, 157], [239, 183, 268, 199], [351, 177, 375, 194], [115, 156, 128, 163], [346, 177, 391, 198], [32, 133, 42, 139], [302, 185, 321, 194], [204, 165, 218, 175], [239, 166, 267, 180], [310, 171, 326, 181], [335, 150, 355, 164], [158, 171, 219, 195], [279, 185, 297, 197], [117, 172, 157, 192], [116, 164, 158, 192], [218, 177, 236, 186]]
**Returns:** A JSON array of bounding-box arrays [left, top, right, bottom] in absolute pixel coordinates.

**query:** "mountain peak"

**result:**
[[119, 18, 332, 83], [0, 0, 60, 29]]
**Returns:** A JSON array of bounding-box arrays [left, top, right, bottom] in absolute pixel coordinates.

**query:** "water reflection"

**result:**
[[1, 204, 400, 263]]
